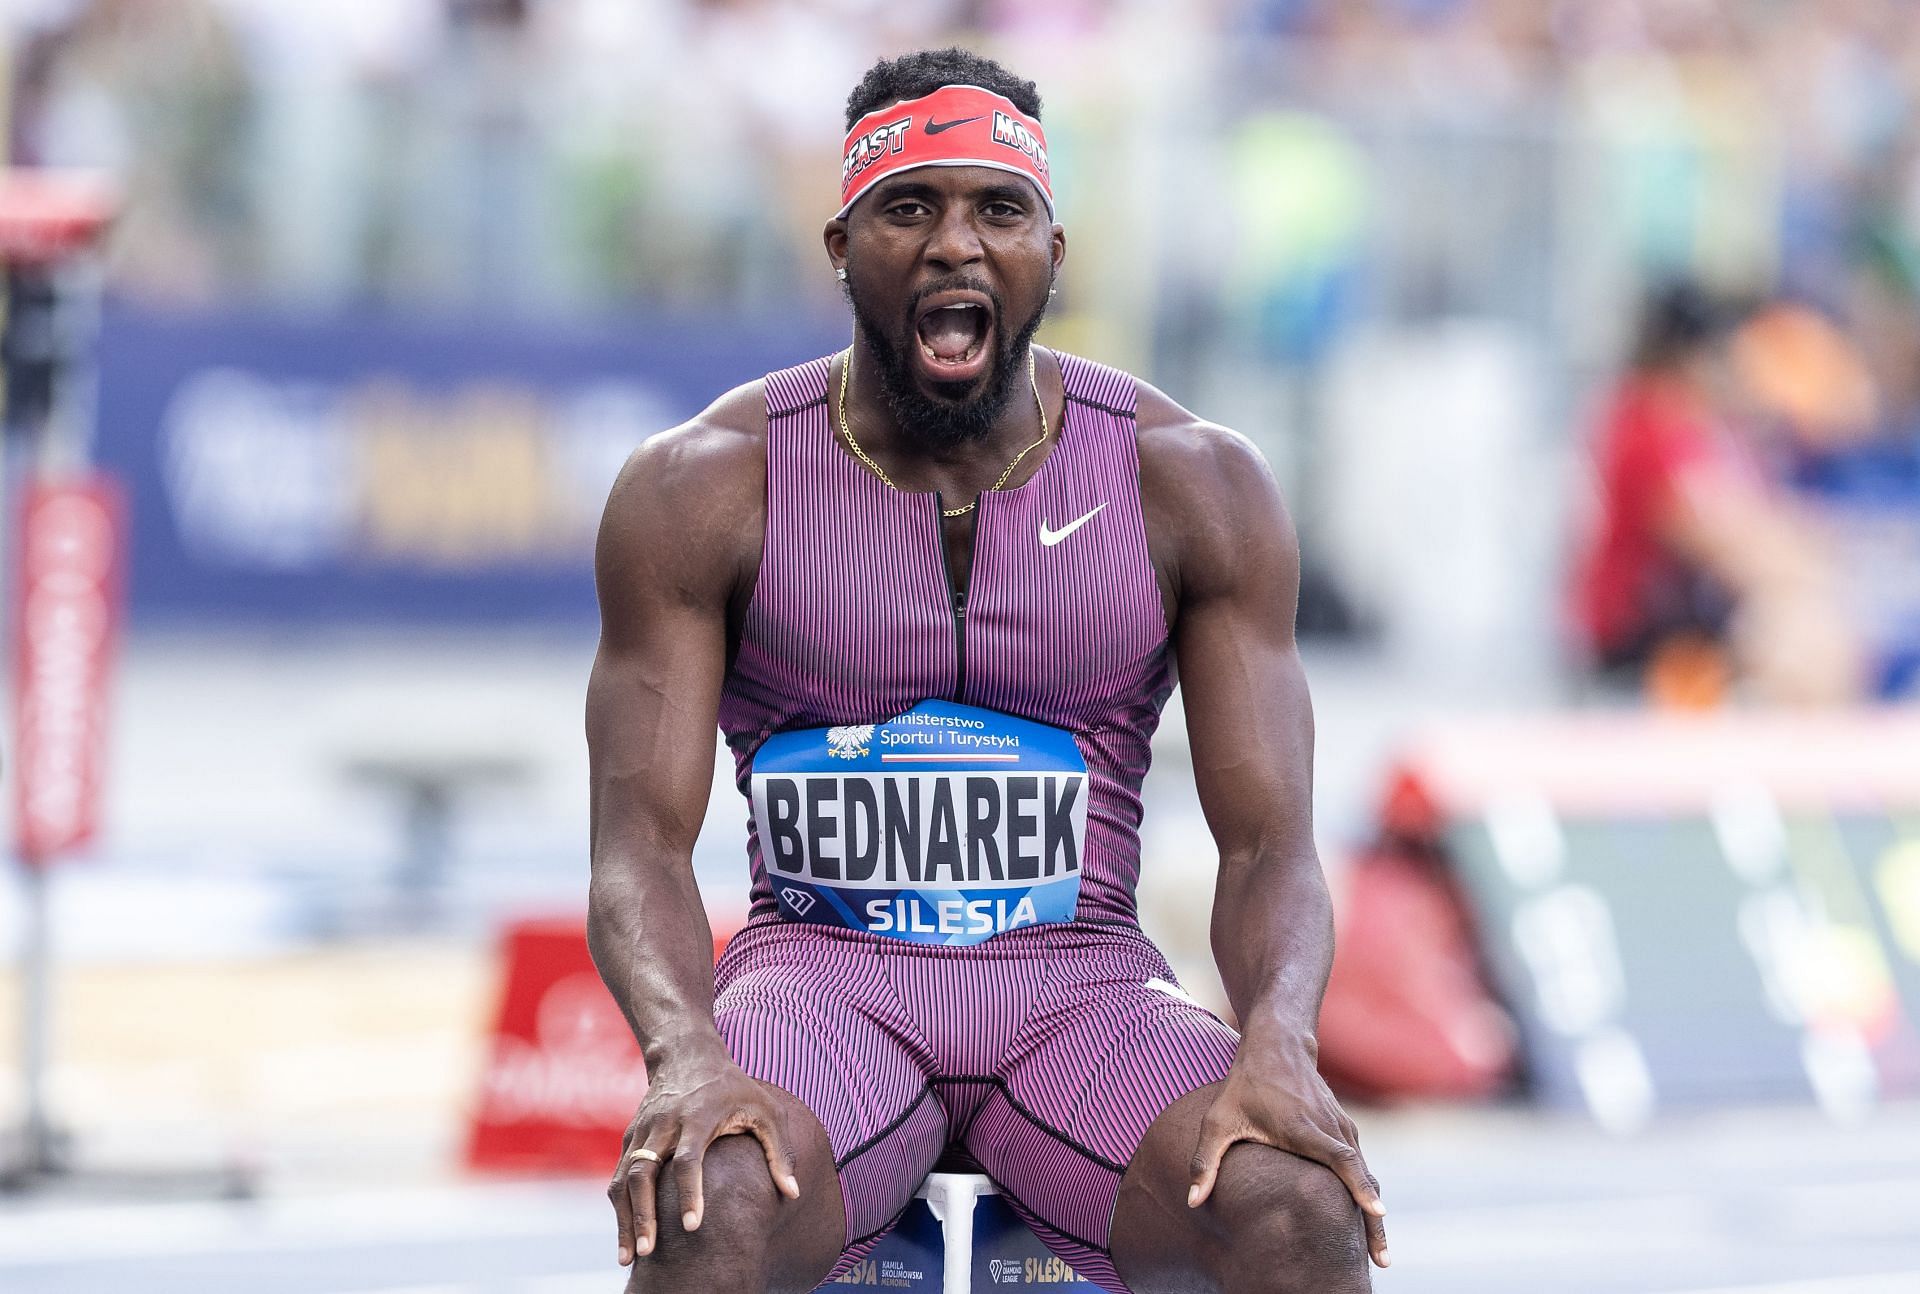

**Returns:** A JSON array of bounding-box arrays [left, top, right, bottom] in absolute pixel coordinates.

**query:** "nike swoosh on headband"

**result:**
[[841, 87, 1052, 219], [1040, 503, 1108, 547]]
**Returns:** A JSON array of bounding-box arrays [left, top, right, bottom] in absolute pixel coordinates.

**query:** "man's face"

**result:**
[[827, 165, 1065, 449]]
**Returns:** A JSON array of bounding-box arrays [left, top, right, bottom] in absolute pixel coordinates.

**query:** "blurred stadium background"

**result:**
[[2, 0, 1920, 1290]]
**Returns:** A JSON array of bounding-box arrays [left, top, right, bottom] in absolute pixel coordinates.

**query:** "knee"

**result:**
[[1209, 1144, 1368, 1291], [628, 1135, 781, 1285]]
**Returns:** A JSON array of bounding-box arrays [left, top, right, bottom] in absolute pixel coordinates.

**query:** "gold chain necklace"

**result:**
[[837, 348, 1049, 518]]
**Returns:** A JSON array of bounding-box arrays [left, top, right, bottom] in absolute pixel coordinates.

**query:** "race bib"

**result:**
[[749, 700, 1088, 945]]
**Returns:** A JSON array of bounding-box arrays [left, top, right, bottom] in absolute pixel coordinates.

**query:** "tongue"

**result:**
[[919, 308, 979, 361]]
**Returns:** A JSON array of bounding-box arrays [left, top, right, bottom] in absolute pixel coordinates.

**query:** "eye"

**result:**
[[983, 201, 1023, 219], [886, 200, 929, 219]]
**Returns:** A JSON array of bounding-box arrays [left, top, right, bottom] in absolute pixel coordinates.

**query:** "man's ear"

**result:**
[[824, 219, 849, 277]]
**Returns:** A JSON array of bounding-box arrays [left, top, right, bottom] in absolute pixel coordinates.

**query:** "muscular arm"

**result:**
[[1168, 432, 1330, 1055], [586, 407, 799, 1264], [1143, 402, 1388, 1267], [585, 424, 740, 1079]]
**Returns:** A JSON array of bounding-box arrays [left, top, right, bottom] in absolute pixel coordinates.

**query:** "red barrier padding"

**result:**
[[465, 914, 741, 1175], [12, 476, 125, 867], [1391, 712, 1920, 818]]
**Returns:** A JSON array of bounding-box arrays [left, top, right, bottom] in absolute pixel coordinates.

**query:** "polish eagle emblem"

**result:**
[[826, 723, 874, 759]]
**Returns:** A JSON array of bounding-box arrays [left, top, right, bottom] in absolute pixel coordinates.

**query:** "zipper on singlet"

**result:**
[[936, 493, 979, 701], [953, 586, 966, 699]]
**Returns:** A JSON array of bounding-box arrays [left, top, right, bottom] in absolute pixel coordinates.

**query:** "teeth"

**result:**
[[917, 301, 988, 368], [919, 338, 983, 364]]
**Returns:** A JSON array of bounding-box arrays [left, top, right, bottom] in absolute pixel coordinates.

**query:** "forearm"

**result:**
[[1210, 847, 1336, 1056], [587, 840, 730, 1078]]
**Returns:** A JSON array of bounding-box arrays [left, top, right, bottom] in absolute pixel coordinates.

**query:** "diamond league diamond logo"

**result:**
[[779, 887, 816, 916]]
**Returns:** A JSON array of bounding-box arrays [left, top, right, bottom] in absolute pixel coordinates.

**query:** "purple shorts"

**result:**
[[713, 917, 1240, 1291]]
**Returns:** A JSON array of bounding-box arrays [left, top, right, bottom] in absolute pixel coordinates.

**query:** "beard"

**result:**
[[846, 271, 1050, 451]]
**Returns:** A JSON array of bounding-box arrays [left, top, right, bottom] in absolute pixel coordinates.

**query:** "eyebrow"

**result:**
[[975, 182, 1035, 208], [870, 177, 1037, 208], [871, 179, 943, 204]]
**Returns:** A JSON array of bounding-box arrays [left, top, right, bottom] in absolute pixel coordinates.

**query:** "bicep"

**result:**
[[1171, 441, 1315, 864], [586, 448, 736, 863]]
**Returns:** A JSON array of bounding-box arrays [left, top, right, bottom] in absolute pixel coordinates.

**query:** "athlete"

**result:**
[[587, 48, 1385, 1294]]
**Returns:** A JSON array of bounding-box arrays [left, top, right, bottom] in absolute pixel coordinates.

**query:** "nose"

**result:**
[[923, 205, 985, 273]]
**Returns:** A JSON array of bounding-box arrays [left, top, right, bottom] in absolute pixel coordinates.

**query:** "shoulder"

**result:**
[[1131, 379, 1299, 610], [1133, 380, 1279, 501], [596, 379, 767, 599], [603, 379, 765, 529], [1135, 379, 1294, 545], [1048, 352, 1276, 505]]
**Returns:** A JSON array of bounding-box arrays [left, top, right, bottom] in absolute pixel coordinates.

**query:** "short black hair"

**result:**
[[844, 48, 1042, 130]]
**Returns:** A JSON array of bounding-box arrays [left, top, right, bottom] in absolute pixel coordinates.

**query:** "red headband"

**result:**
[[839, 84, 1053, 220]]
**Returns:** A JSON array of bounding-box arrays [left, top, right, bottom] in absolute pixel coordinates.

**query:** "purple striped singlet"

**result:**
[[711, 352, 1238, 1291]]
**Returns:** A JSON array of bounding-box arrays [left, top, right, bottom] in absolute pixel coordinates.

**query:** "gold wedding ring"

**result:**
[[628, 1147, 662, 1165]]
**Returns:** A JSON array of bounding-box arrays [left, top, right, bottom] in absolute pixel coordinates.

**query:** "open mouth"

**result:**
[[913, 295, 995, 383]]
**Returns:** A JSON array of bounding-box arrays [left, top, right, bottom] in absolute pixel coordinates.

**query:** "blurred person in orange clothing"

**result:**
[[1572, 284, 1868, 706]]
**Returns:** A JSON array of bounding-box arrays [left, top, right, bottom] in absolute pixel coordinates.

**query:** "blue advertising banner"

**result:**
[[91, 305, 844, 625]]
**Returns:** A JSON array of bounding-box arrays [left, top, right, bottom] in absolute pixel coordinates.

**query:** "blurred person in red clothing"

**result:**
[[1572, 284, 1867, 706]]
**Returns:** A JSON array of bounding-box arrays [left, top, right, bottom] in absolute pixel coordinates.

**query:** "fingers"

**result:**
[[608, 1163, 633, 1266], [672, 1131, 708, 1233], [743, 1111, 802, 1200], [611, 1126, 672, 1264], [612, 1096, 806, 1268], [1186, 1084, 1390, 1268], [1312, 1130, 1388, 1268], [1363, 1195, 1390, 1269], [1186, 1110, 1240, 1209], [676, 1108, 802, 1228], [1318, 1133, 1385, 1216]]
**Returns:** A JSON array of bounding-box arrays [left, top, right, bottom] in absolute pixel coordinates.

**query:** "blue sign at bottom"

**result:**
[[827, 1191, 1106, 1291], [969, 1195, 1106, 1290]]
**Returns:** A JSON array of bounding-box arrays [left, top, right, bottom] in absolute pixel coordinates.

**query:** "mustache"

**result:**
[[905, 276, 1004, 325], [847, 277, 1046, 452]]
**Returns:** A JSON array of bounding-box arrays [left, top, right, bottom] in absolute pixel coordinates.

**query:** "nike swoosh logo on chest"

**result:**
[[1039, 502, 1108, 547]]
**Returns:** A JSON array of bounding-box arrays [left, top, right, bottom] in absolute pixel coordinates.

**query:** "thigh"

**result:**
[[961, 938, 1237, 1292], [715, 925, 948, 1276], [1106, 1082, 1222, 1294]]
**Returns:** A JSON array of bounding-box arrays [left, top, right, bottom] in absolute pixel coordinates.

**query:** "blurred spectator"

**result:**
[[10, 0, 1920, 699], [1571, 284, 1868, 706], [2, 0, 1918, 330], [8, 0, 254, 301], [1729, 299, 1878, 452]]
